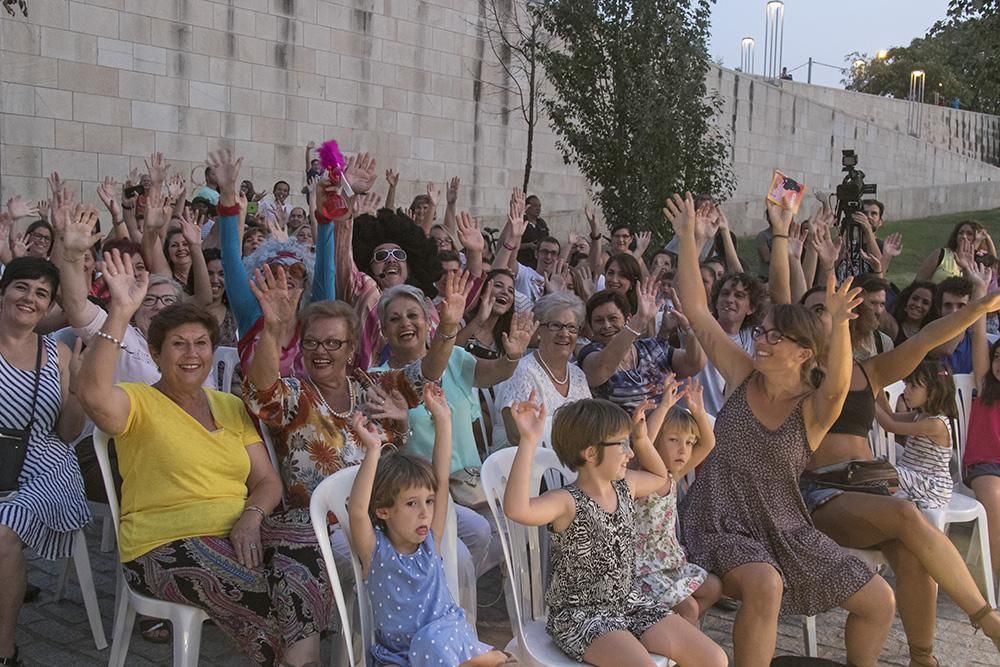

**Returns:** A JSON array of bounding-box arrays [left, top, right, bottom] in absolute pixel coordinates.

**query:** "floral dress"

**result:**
[[634, 479, 708, 607]]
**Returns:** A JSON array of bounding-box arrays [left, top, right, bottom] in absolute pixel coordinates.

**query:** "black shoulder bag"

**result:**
[[0, 338, 43, 500]]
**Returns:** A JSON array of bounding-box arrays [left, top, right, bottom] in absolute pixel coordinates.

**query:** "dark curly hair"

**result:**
[[892, 281, 938, 328], [351, 209, 443, 298], [709, 272, 766, 327]]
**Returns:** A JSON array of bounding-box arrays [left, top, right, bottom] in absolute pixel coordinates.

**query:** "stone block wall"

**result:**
[[2, 2, 999, 241]]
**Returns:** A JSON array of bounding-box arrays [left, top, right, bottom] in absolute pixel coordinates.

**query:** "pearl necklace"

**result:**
[[535, 350, 569, 386], [309, 377, 356, 419]]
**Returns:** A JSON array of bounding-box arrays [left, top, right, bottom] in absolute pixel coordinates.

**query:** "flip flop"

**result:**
[[139, 619, 172, 644]]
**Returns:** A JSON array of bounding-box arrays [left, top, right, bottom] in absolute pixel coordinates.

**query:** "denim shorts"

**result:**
[[963, 462, 1000, 486], [798, 471, 845, 514]]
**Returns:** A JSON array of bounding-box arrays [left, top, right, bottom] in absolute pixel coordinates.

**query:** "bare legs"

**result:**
[[722, 563, 783, 667], [840, 576, 896, 667], [581, 616, 727, 667], [971, 475, 1000, 580], [0, 526, 25, 659], [280, 633, 320, 667], [673, 573, 722, 624]]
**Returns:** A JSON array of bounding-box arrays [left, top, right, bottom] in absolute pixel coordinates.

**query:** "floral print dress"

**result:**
[[634, 479, 708, 607]]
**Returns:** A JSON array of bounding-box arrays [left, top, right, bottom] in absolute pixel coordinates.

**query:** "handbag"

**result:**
[[0, 338, 43, 501], [805, 458, 899, 496], [449, 466, 488, 509]]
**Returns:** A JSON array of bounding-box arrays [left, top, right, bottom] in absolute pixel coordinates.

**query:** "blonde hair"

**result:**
[[551, 399, 630, 472], [656, 407, 700, 445], [369, 452, 437, 529]]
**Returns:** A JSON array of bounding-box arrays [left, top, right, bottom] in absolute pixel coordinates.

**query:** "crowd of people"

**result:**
[[1, 145, 999, 667]]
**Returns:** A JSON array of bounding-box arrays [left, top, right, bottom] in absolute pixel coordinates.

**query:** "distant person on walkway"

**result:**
[[780, 67, 793, 80]]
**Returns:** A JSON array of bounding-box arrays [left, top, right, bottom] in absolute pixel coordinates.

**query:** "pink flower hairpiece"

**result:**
[[318, 140, 345, 173]]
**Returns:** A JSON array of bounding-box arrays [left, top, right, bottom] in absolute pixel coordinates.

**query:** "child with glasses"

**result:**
[[504, 394, 726, 667], [634, 375, 722, 624]]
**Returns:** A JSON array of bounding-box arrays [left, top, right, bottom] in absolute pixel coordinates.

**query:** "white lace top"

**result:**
[[492, 352, 592, 450]]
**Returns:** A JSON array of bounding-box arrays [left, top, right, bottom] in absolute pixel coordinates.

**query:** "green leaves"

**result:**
[[534, 0, 733, 242]]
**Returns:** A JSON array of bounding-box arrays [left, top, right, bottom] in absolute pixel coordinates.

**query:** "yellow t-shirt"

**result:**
[[114, 383, 260, 562]]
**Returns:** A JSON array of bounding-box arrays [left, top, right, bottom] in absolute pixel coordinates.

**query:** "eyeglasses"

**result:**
[[301, 338, 348, 352], [141, 294, 179, 308], [542, 322, 579, 335], [29, 232, 52, 242], [751, 326, 800, 345], [597, 438, 632, 453], [372, 248, 407, 263]]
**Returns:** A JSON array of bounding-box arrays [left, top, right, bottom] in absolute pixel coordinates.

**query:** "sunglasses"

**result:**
[[372, 248, 407, 263]]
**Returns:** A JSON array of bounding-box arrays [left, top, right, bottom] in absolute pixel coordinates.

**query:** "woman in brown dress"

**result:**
[[668, 193, 895, 667]]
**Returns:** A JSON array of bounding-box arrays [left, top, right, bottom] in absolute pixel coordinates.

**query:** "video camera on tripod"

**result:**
[[835, 150, 878, 279]]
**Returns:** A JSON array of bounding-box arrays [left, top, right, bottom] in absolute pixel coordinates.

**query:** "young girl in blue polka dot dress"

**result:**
[[346, 384, 515, 667]]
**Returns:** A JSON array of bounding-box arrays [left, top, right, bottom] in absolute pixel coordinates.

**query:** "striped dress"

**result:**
[[896, 414, 954, 510], [0, 335, 90, 559]]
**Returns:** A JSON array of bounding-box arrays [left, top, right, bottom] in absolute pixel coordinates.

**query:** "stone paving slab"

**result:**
[[15, 522, 1000, 665]]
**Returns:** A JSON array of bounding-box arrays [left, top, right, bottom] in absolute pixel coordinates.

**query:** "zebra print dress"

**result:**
[[0, 335, 90, 559]]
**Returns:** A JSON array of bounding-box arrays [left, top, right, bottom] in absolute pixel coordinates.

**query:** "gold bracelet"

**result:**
[[244, 505, 267, 521]]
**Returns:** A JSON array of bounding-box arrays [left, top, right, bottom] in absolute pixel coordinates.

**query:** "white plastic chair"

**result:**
[[53, 528, 108, 650], [309, 466, 466, 666], [481, 447, 674, 667], [211, 345, 240, 393], [93, 429, 210, 667]]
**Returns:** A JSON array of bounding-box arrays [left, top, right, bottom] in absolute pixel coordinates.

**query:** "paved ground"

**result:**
[[14, 521, 1000, 666]]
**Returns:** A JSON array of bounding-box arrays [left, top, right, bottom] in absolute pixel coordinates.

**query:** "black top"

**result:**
[[827, 362, 876, 438]]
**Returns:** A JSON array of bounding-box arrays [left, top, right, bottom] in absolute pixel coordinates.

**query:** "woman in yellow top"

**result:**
[[78, 249, 331, 667]]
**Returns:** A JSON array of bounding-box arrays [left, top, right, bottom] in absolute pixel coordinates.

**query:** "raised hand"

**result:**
[[501, 310, 539, 360], [686, 376, 705, 416], [249, 265, 302, 329], [142, 192, 169, 236], [507, 189, 527, 238], [695, 200, 722, 240], [263, 212, 289, 243], [659, 372, 687, 415], [144, 152, 170, 188], [344, 152, 377, 194], [860, 248, 882, 274], [955, 236, 976, 272], [47, 172, 64, 198], [825, 274, 862, 325], [348, 411, 383, 451], [634, 230, 652, 256], [96, 177, 123, 220], [456, 211, 483, 253], [438, 269, 473, 328], [362, 385, 409, 423], [662, 192, 697, 239], [384, 168, 399, 188], [571, 264, 595, 300], [882, 232, 903, 260], [36, 199, 51, 221], [6, 195, 39, 220], [765, 198, 794, 236], [103, 248, 149, 318], [446, 176, 460, 206], [787, 220, 807, 260], [206, 148, 243, 199], [11, 233, 29, 259], [635, 277, 659, 325], [810, 219, 842, 269], [354, 191, 382, 217], [425, 181, 439, 208], [630, 398, 655, 441], [165, 173, 187, 201], [544, 258, 571, 293], [178, 209, 204, 248], [423, 382, 452, 422], [473, 286, 496, 325], [56, 204, 103, 255], [851, 211, 870, 229], [509, 389, 546, 444]]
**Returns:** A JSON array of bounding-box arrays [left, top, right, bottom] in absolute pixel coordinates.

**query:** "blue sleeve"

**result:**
[[219, 213, 261, 334], [311, 222, 335, 302]]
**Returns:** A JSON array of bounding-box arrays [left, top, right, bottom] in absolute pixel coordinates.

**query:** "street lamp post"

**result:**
[[763, 0, 785, 80], [908, 69, 926, 136], [741, 37, 756, 74]]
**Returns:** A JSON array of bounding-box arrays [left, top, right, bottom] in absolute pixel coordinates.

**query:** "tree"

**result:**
[[844, 1, 1000, 115], [478, 0, 548, 193], [534, 0, 733, 239]]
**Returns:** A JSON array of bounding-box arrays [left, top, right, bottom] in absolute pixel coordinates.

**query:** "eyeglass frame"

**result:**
[[750, 325, 801, 346], [141, 294, 179, 308], [596, 438, 632, 454], [301, 337, 349, 352], [541, 321, 580, 335], [371, 248, 407, 264]]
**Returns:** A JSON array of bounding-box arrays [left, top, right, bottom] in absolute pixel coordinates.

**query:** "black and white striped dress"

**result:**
[[0, 335, 90, 559]]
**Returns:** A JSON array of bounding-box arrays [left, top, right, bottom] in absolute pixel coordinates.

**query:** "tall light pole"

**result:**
[[908, 69, 926, 137], [740, 37, 756, 74], [763, 0, 785, 80]]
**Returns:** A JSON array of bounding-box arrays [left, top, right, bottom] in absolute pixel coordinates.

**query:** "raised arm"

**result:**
[[180, 215, 210, 305], [423, 383, 453, 554], [456, 211, 484, 279], [676, 378, 716, 478], [345, 413, 383, 577], [716, 209, 744, 274], [626, 401, 670, 499], [503, 394, 574, 527], [140, 193, 171, 278], [384, 169, 399, 210], [443, 177, 460, 237], [580, 277, 657, 387], [805, 276, 863, 449], [766, 200, 793, 305], [875, 403, 950, 444], [787, 221, 808, 303], [666, 192, 754, 387], [246, 265, 302, 389], [586, 204, 604, 278], [473, 310, 538, 387], [51, 202, 104, 330], [76, 249, 148, 435], [491, 189, 525, 273], [422, 269, 470, 382]]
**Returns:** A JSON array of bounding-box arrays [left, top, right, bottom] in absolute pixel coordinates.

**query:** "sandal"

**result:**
[[907, 644, 940, 667], [0, 646, 24, 667], [139, 619, 172, 644], [969, 604, 1000, 650]]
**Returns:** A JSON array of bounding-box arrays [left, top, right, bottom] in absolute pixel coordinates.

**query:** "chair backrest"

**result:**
[[92, 430, 123, 540], [212, 346, 240, 393], [309, 466, 462, 657], [481, 447, 576, 653], [869, 381, 905, 464], [952, 373, 975, 461]]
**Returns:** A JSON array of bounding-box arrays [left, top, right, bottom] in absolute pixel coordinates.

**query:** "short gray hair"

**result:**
[[377, 284, 430, 327], [147, 274, 185, 302], [533, 292, 585, 326]]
